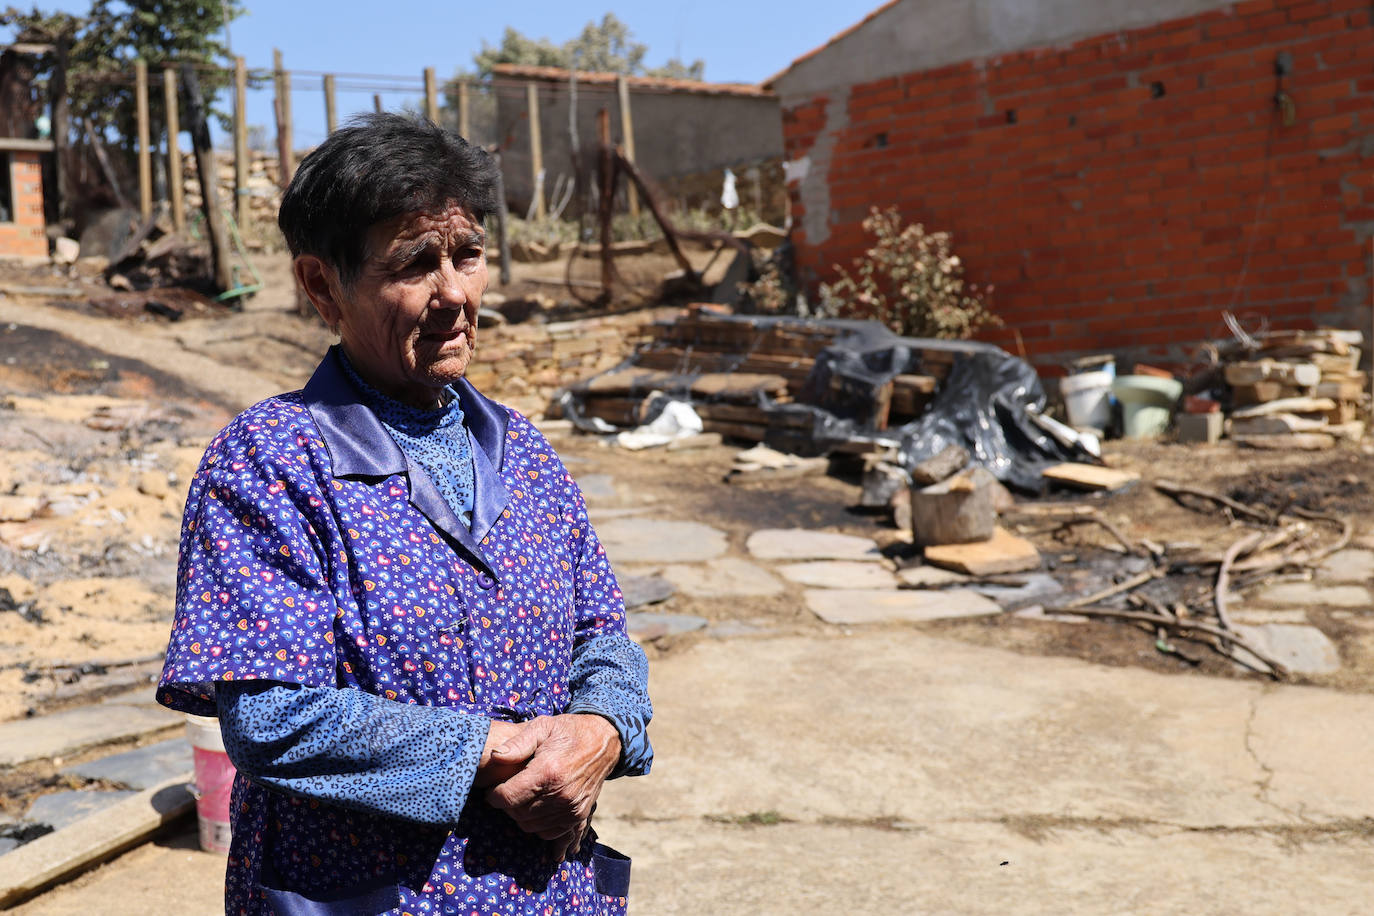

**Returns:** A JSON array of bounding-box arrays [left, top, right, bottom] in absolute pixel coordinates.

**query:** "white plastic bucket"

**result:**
[[1060, 370, 1113, 430], [185, 714, 235, 854]]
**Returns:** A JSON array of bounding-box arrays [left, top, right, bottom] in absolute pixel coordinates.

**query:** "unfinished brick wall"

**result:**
[[0, 151, 47, 260], [782, 0, 1374, 369]]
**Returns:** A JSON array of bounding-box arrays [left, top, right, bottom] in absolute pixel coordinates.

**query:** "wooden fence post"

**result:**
[[233, 56, 249, 229], [527, 81, 545, 220], [424, 67, 439, 123], [50, 33, 69, 221], [163, 67, 184, 231], [323, 74, 337, 134], [373, 94, 383, 113], [135, 59, 151, 219], [458, 80, 470, 138], [181, 63, 232, 293], [274, 49, 294, 185], [617, 75, 638, 219]]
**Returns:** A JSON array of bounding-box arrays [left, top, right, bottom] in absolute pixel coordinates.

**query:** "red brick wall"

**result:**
[[782, 0, 1374, 369], [0, 151, 47, 259]]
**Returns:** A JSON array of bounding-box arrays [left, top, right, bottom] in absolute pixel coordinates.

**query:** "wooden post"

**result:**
[[492, 152, 511, 286], [233, 56, 249, 229], [181, 63, 233, 293], [423, 67, 439, 123], [50, 33, 70, 221], [274, 49, 294, 184], [135, 59, 152, 219], [163, 68, 184, 231], [527, 81, 545, 220], [373, 94, 383, 113], [597, 108, 614, 300], [323, 74, 337, 134], [458, 80, 470, 138], [616, 75, 638, 219]]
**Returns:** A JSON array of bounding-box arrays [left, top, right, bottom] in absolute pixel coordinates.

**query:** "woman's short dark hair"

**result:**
[[278, 113, 499, 283]]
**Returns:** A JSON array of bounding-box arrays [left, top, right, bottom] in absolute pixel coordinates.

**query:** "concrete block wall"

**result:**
[[780, 0, 1374, 369], [0, 151, 47, 260]]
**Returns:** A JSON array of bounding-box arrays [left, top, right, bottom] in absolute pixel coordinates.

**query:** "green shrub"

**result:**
[[819, 207, 998, 340]]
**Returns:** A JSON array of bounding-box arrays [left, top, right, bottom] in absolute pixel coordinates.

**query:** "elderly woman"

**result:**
[[156, 113, 652, 916]]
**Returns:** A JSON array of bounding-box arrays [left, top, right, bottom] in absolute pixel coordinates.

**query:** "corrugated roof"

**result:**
[[760, 0, 903, 89], [489, 64, 773, 98]]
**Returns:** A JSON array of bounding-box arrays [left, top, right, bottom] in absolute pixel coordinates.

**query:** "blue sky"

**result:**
[[6, 2, 866, 147]]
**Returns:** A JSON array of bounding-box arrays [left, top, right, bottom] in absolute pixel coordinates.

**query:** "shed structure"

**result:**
[[767, 0, 1374, 369], [0, 138, 50, 261]]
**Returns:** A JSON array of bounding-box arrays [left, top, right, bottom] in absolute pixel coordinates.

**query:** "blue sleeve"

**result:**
[[216, 681, 491, 826], [564, 635, 653, 778]]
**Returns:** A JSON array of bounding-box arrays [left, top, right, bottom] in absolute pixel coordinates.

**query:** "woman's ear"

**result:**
[[293, 255, 344, 331]]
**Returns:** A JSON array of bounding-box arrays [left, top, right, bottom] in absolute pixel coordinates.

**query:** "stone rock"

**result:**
[[1318, 549, 1374, 584], [25, 790, 139, 831], [598, 519, 729, 564], [52, 236, 80, 265], [1232, 624, 1341, 675], [745, 529, 882, 562], [0, 495, 41, 522], [60, 739, 193, 791], [0, 837, 18, 855], [896, 566, 972, 588], [1255, 583, 1372, 609], [658, 558, 784, 598], [620, 575, 675, 610], [1229, 609, 1309, 625], [627, 611, 708, 640], [136, 470, 171, 500], [778, 561, 898, 589], [804, 588, 1001, 624]]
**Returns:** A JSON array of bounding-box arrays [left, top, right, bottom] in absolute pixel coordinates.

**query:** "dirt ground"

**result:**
[[3, 251, 1374, 910]]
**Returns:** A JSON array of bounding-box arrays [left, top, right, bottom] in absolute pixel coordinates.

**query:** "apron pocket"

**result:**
[[591, 842, 632, 897]]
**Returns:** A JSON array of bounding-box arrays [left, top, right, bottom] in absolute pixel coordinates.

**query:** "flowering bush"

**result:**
[[819, 207, 998, 340]]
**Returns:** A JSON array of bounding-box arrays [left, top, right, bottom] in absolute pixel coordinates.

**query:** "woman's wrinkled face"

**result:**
[[308, 203, 487, 407]]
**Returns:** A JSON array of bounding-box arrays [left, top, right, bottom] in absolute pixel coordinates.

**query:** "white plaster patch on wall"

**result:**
[[782, 156, 811, 184], [799, 89, 850, 247]]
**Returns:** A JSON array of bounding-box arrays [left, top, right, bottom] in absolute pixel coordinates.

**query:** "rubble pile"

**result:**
[[572, 309, 952, 441]]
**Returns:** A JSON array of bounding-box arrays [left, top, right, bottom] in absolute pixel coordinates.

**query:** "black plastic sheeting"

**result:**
[[563, 315, 1094, 493]]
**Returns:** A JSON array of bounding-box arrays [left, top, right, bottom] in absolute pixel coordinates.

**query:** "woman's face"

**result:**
[[311, 203, 488, 407]]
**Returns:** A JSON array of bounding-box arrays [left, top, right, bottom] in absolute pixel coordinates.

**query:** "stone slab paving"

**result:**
[[627, 611, 708, 640], [1232, 623, 1341, 675], [0, 694, 181, 768], [777, 560, 898, 589], [59, 739, 192, 792], [597, 519, 729, 564], [1230, 609, 1309, 625], [804, 588, 1001, 624], [619, 575, 675, 610], [1317, 548, 1374, 583], [1254, 582, 1372, 608], [24, 791, 138, 832], [657, 558, 784, 598], [745, 529, 882, 562]]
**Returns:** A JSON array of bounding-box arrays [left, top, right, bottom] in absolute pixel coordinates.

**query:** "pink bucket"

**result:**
[[185, 714, 236, 854]]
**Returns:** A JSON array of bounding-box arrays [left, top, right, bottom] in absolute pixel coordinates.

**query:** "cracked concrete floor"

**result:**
[[15, 629, 1373, 915]]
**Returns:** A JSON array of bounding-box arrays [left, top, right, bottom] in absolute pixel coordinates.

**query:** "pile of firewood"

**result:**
[[1220, 329, 1366, 449]]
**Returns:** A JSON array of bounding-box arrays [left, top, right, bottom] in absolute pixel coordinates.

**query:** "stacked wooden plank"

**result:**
[[573, 310, 947, 441], [1222, 329, 1366, 449]]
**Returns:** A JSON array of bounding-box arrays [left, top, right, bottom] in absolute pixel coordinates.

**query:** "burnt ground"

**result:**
[[2, 251, 1374, 733]]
